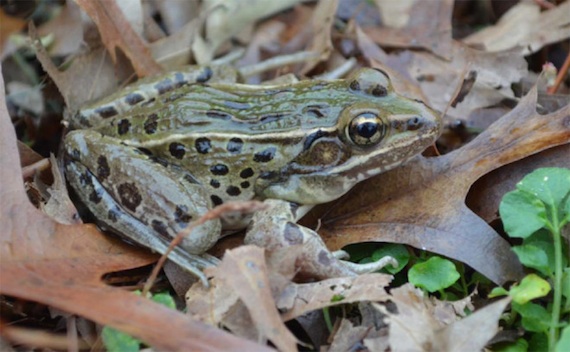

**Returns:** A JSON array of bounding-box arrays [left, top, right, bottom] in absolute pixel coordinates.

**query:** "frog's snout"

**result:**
[[392, 111, 440, 137]]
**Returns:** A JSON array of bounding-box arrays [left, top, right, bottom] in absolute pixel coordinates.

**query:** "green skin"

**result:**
[[64, 67, 441, 284]]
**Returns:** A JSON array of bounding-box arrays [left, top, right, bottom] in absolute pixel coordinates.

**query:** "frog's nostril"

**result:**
[[407, 116, 423, 131]]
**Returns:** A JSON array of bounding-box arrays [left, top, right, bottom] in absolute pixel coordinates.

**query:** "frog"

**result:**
[[63, 65, 441, 285]]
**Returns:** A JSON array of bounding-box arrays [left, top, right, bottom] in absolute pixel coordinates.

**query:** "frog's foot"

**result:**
[[333, 250, 398, 273], [245, 199, 395, 280]]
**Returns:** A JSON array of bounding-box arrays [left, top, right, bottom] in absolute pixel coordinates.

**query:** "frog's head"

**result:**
[[258, 68, 442, 205]]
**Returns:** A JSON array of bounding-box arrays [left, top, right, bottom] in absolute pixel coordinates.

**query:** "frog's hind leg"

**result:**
[[64, 130, 221, 285], [246, 199, 397, 280]]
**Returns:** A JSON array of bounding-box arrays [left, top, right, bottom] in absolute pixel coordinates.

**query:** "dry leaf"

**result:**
[[31, 23, 119, 111], [464, 1, 570, 55], [365, 0, 454, 60], [150, 18, 199, 67], [378, 284, 442, 351], [192, 0, 302, 64], [279, 273, 392, 321], [328, 319, 372, 352], [42, 155, 81, 225], [216, 246, 298, 351], [74, 0, 162, 77], [300, 0, 338, 74], [435, 298, 511, 351], [374, 0, 415, 28], [396, 43, 527, 118], [379, 284, 510, 352], [37, 1, 83, 57]]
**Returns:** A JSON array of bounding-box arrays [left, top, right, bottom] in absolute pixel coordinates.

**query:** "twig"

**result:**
[[142, 200, 267, 295], [547, 50, 570, 94]]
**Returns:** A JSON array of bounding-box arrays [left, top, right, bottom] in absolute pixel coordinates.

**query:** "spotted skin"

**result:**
[[64, 66, 441, 284]]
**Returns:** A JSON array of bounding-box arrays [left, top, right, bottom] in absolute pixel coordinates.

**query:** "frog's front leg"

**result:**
[[64, 130, 221, 284], [245, 199, 397, 279]]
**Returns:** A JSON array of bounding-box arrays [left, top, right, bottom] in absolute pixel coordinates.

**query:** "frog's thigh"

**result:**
[[245, 199, 357, 279], [64, 130, 221, 254]]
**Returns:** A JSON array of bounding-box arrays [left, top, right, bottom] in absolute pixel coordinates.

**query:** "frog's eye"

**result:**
[[347, 112, 387, 146]]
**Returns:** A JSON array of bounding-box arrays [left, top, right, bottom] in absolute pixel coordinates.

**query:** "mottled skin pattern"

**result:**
[[64, 66, 441, 284]]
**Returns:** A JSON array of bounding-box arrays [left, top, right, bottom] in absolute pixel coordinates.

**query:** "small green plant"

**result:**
[[408, 256, 461, 296], [102, 291, 176, 352], [352, 243, 468, 299], [490, 167, 569, 352]]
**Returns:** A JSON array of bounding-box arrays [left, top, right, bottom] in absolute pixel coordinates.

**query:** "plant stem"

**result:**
[[547, 210, 563, 352], [323, 307, 333, 333]]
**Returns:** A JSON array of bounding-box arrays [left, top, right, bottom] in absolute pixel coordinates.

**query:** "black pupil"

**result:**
[[357, 121, 378, 138]]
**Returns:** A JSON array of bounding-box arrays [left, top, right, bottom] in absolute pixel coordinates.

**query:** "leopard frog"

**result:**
[[64, 66, 441, 284]]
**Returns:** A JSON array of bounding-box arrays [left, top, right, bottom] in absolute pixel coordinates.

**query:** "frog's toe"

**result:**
[[336, 254, 398, 274]]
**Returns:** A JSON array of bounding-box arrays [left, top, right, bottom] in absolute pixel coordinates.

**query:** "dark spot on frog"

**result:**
[[141, 97, 156, 107], [154, 78, 174, 94], [210, 195, 223, 206], [195, 137, 211, 154], [174, 205, 192, 224], [163, 92, 184, 103], [169, 142, 186, 159], [253, 147, 276, 163], [125, 92, 144, 106], [117, 119, 131, 135], [97, 155, 110, 180], [70, 148, 81, 160], [206, 110, 232, 120], [210, 179, 220, 188], [184, 174, 199, 184], [240, 181, 250, 189], [78, 172, 93, 187], [137, 147, 153, 156], [89, 188, 102, 204], [259, 171, 277, 180], [371, 84, 387, 97], [210, 164, 229, 176], [226, 186, 241, 196], [239, 167, 254, 179], [151, 220, 170, 238], [318, 250, 332, 266], [303, 129, 327, 150], [303, 105, 327, 118], [349, 80, 360, 91], [196, 66, 213, 83], [144, 113, 159, 134], [264, 88, 293, 95], [259, 113, 284, 124], [284, 222, 303, 245], [227, 137, 243, 154], [95, 105, 119, 118], [117, 182, 142, 212], [108, 208, 119, 222], [149, 156, 169, 168], [173, 72, 186, 87]]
